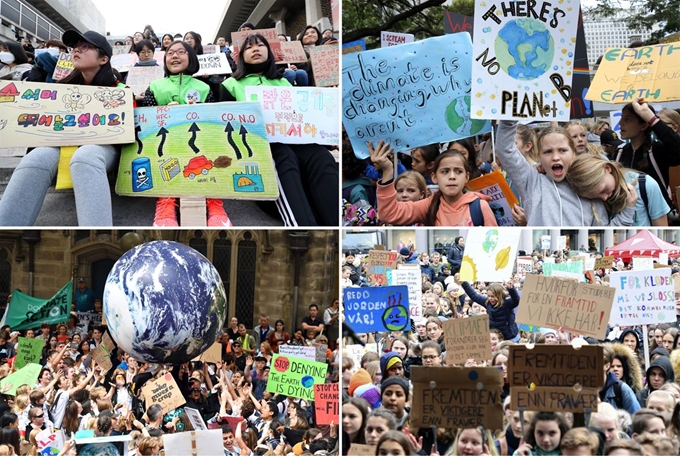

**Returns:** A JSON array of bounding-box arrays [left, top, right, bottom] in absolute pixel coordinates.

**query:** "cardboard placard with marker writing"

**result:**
[[507, 345, 603, 412], [410, 366, 504, 430], [115, 102, 278, 200], [90, 331, 115, 371], [594, 256, 614, 270], [366, 250, 399, 286], [314, 383, 339, 425], [516, 274, 615, 338], [308, 44, 340, 87], [142, 373, 186, 414], [443, 315, 492, 365]]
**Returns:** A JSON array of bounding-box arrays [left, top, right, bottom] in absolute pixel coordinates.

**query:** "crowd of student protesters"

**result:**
[[341, 242, 680, 455]]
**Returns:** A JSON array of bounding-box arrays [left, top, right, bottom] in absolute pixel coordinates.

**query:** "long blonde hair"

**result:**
[[447, 427, 499, 456], [566, 153, 631, 216], [516, 124, 539, 164]]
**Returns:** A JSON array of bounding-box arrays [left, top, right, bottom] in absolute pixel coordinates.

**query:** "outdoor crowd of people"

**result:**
[[341, 240, 680, 455]]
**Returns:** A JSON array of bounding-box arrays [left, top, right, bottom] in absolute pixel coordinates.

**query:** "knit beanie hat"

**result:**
[[348, 369, 372, 396], [381, 376, 409, 401], [354, 383, 381, 409]]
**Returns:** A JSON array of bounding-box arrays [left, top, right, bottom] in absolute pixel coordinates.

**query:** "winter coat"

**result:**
[[448, 244, 464, 270], [461, 282, 519, 340], [637, 356, 675, 406], [600, 371, 641, 416], [610, 342, 643, 393]]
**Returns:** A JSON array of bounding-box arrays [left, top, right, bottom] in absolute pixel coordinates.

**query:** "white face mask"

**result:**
[[0, 51, 15, 64]]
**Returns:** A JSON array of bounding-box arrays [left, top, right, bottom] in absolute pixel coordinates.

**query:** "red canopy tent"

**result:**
[[604, 230, 680, 262]]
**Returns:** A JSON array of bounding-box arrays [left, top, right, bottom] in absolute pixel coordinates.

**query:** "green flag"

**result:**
[[5, 283, 72, 330]]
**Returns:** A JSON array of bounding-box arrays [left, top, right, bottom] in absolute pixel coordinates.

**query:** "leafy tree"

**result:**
[[586, 0, 680, 43]]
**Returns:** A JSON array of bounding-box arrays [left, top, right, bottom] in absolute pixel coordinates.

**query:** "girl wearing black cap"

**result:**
[[219, 34, 338, 226], [0, 30, 128, 226]]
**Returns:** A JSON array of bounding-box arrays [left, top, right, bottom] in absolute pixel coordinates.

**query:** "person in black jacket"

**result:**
[[456, 275, 520, 340], [447, 237, 465, 274]]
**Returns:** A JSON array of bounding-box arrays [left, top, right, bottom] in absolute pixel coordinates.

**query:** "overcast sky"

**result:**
[[91, 0, 226, 43]]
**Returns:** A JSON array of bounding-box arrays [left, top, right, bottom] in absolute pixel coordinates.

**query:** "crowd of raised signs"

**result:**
[[340, 240, 680, 456], [0, 293, 341, 456]]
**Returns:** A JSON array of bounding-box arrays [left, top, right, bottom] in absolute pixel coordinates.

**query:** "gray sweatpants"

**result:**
[[0, 145, 119, 226]]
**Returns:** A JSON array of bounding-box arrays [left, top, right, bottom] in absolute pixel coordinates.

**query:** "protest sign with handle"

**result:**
[[471, 0, 580, 121], [15, 337, 45, 370], [184, 407, 208, 431], [266, 354, 327, 401], [343, 286, 409, 333], [162, 430, 223, 455], [314, 383, 339, 425], [516, 274, 615, 338], [443, 315, 492, 365], [141, 373, 186, 414]]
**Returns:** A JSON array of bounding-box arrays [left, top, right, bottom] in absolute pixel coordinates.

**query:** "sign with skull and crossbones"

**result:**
[[136, 167, 150, 188]]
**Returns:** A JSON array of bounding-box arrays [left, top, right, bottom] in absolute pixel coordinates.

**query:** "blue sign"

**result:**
[[342, 39, 366, 52], [342, 33, 490, 158], [343, 286, 410, 333]]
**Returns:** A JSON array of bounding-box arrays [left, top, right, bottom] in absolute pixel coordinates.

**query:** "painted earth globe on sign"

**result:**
[[494, 18, 555, 80], [104, 241, 227, 364], [445, 95, 488, 135]]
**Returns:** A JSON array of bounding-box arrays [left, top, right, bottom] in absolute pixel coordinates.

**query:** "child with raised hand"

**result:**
[[567, 154, 670, 226], [137, 40, 232, 227], [370, 140, 497, 226], [615, 98, 680, 209], [495, 120, 637, 226]]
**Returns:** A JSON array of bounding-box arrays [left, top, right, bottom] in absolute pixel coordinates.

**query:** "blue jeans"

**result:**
[[283, 69, 309, 86]]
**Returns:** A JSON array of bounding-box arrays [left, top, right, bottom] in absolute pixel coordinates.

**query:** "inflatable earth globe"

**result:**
[[104, 241, 227, 364]]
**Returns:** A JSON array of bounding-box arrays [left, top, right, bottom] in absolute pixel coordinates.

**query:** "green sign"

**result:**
[[542, 261, 583, 277], [0, 363, 42, 395], [266, 353, 328, 401], [14, 337, 45, 370], [5, 283, 72, 330]]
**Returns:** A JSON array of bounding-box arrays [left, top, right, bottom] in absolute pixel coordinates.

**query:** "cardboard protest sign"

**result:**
[[542, 261, 584, 277], [36, 429, 65, 453], [444, 315, 492, 364], [595, 256, 614, 270], [314, 343, 328, 363], [274, 41, 308, 64], [197, 342, 222, 364], [348, 444, 375, 455], [342, 40, 366, 54], [76, 435, 131, 456], [162, 430, 222, 455], [508, 345, 603, 411], [184, 407, 208, 430], [392, 266, 423, 322], [125, 65, 165, 96], [195, 53, 232, 76], [314, 382, 339, 425], [411, 366, 504, 429], [516, 274, 615, 338], [444, 11, 474, 38], [15, 337, 45, 370], [142, 373, 186, 414], [467, 171, 520, 226], [266, 354, 327, 401], [279, 344, 316, 362], [202, 44, 219, 54], [90, 331, 114, 371], [343, 286, 410, 333], [342, 33, 491, 157], [308, 44, 339, 87], [115, 102, 278, 200], [460, 228, 521, 282], [610, 268, 675, 325], [244, 86, 339, 146], [0, 81, 135, 148], [517, 257, 533, 277], [111, 53, 139, 73], [366, 250, 399, 286], [471, 0, 580, 121], [633, 256, 655, 271], [586, 43, 680, 103], [52, 53, 74, 80], [0, 363, 42, 396], [570, 8, 593, 118], [380, 31, 415, 47]]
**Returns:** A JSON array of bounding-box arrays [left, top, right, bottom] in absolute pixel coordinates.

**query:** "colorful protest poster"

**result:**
[[314, 382, 339, 425], [470, 0, 580, 121], [517, 257, 533, 277], [342, 40, 366, 54], [184, 407, 208, 431], [52, 53, 73, 80], [0, 363, 42, 396], [279, 344, 317, 362], [516, 274, 615, 338], [570, 8, 593, 118], [392, 266, 423, 322], [444, 11, 474, 38], [202, 44, 219, 54], [36, 429, 65, 454], [14, 337, 45, 370], [508, 345, 602, 412], [344, 344, 378, 371], [266, 354, 328, 401], [244, 86, 339, 146], [459, 228, 521, 282], [411, 366, 504, 429], [112, 45, 130, 55], [342, 33, 491, 157], [308, 44, 339, 87], [540, 236, 551, 250], [5, 283, 72, 330], [195, 53, 232, 76], [90, 331, 115, 371], [115, 102, 278, 200], [610, 269, 675, 325], [467, 171, 520, 226], [366, 250, 399, 286], [443, 315, 492, 365], [542, 261, 583, 277], [162, 430, 222, 455], [557, 236, 567, 251], [343, 286, 410, 333], [633, 256, 656, 271], [76, 435, 131, 456], [595, 256, 615, 270], [125, 65, 165, 96], [141, 373, 186, 414], [586, 43, 680, 103], [111, 53, 138, 72], [380, 31, 415, 47], [0, 81, 135, 148]]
